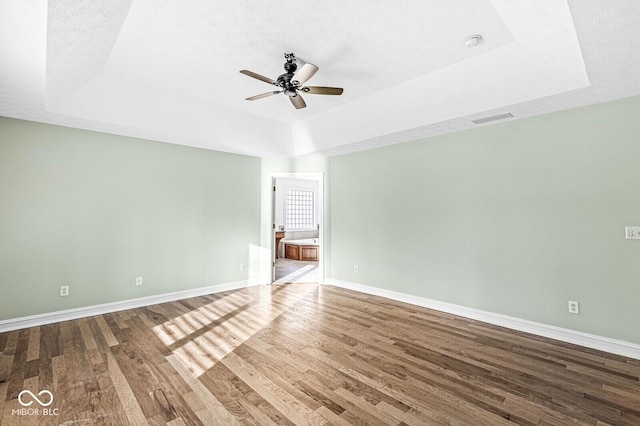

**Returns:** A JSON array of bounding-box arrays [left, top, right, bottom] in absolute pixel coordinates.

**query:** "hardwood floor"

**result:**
[[274, 259, 319, 283], [0, 283, 638, 425]]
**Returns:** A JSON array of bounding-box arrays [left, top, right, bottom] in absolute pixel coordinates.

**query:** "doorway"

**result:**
[[271, 173, 324, 283]]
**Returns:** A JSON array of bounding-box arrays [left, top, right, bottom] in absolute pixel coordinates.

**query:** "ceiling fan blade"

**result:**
[[245, 91, 282, 101], [289, 94, 306, 109], [239, 70, 277, 85], [292, 63, 319, 86], [302, 86, 343, 95]]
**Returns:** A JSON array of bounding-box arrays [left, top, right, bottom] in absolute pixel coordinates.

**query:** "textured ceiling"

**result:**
[[1, 0, 639, 157]]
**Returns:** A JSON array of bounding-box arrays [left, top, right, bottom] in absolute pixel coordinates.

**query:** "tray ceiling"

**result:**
[[1, 0, 639, 157]]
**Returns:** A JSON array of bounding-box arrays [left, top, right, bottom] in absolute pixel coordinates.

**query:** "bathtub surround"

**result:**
[[282, 238, 320, 261], [278, 232, 320, 258]]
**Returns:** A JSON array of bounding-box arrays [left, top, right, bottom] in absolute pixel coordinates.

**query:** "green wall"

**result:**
[[330, 96, 640, 344], [0, 117, 261, 320], [3, 96, 640, 345]]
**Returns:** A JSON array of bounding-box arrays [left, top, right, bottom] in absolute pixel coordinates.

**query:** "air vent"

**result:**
[[472, 113, 513, 125]]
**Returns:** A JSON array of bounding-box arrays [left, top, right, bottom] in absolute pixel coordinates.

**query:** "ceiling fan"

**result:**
[[240, 53, 343, 109]]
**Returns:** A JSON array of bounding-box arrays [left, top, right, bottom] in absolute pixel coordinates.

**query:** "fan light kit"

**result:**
[[240, 53, 343, 109], [465, 34, 483, 48]]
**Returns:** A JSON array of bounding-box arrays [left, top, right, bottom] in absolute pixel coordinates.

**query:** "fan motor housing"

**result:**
[[277, 73, 299, 96]]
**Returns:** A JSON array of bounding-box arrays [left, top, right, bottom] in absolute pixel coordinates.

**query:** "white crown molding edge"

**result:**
[[0, 281, 254, 333], [324, 279, 640, 360]]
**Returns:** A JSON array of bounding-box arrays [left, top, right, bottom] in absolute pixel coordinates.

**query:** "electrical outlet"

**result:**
[[136, 276, 143, 286], [568, 300, 579, 314], [354, 265, 359, 274], [60, 285, 69, 297], [239, 263, 245, 272], [625, 226, 640, 240]]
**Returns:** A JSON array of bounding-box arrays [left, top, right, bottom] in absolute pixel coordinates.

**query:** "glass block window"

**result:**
[[286, 189, 315, 230]]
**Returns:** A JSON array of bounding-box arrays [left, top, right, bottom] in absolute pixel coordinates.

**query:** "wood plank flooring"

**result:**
[[0, 283, 638, 425], [274, 259, 319, 283]]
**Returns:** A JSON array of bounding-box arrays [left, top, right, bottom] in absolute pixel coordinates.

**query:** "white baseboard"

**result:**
[[325, 279, 640, 360], [4, 278, 638, 360], [0, 281, 253, 333]]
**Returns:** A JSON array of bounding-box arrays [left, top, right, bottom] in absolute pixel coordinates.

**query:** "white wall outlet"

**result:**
[[568, 300, 579, 314], [136, 276, 143, 286], [239, 263, 245, 272], [625, 226, 640, 240], [354, 265, 359, 274], [59, 285, 69, 297]]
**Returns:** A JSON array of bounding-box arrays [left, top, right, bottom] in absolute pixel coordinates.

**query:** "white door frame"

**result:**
[[270, 172, 324, 284]]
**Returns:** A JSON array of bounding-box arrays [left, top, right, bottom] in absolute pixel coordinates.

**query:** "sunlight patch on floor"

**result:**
[[159, 284, 318, 377], [274, 264, 318, 283], [152, 290, 254, 346]]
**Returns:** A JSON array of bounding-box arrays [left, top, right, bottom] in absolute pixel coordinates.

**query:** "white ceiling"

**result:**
[[1, 0, 639, 157]]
